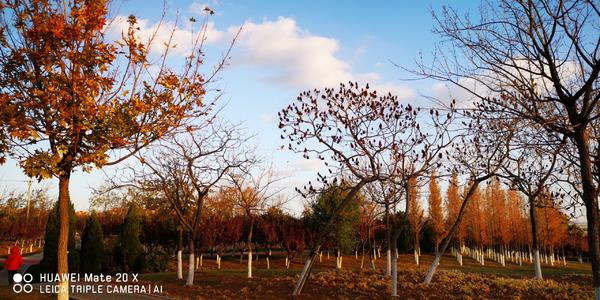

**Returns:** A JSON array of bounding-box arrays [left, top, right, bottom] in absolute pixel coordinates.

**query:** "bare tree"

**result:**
[[228, 164, 284, 278], [411, 0, 600, 295], [498, 120, 566, 280], [364, 181, 402, 276], [280, 83, 415, 295], [110, 121, 253, 286], [423, 112, 513, 284], [279, 82, 455, 296]]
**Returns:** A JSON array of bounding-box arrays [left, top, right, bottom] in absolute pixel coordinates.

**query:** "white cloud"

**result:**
[[431, 79, 482, 108], [429, 59, 583, 108], [229, 17, 351, 88], [107, 16, 224, 56], [290, 158, 326, 173], [107, 15, 415, 100], [228, 17, 415, 99]]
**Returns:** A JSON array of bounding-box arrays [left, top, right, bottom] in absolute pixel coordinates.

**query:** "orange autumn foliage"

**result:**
[[428, 173, 445, 248]]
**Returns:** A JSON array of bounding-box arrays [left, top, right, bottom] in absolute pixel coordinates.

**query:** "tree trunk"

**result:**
[[292, 249, 318, 295], [370, 248, 376, 270], [186, 237, 195, 286], [360, 246, 365, 269], [424, 180, 482, 284], [572, 129, 600, 300], [57, 175, 70, 300], [266, 248, 271, 269], [385, 204, 391, 277], [177, 230, 183, 279], [414, 248, 419, 265], [247, 218, 254, 278], [292, 181, 369, 296], [391, 242, 398, 297], [528, 197, 543, 280]]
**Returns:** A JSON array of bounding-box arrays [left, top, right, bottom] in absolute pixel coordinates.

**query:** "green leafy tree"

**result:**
[[308, 184, 361, 254], [40, 201, 78, 273], [116, 203, 143, 272], [80, 213, 104, 274]]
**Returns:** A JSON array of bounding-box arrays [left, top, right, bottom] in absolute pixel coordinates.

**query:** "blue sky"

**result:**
[[0, 0, 481, 213]]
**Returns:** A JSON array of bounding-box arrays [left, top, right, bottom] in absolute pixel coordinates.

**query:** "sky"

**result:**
[[0, 0, 483, 214]]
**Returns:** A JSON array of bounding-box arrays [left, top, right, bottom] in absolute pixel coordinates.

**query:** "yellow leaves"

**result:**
[[20, 153, 56, 180], [160, 73, 180, 89]]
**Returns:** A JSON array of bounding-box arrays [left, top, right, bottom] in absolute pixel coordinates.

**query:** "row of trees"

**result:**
[[91, 178, 587, 274], [275, 0, 600, 298], [0, 0, 239, 298], [0, 0, 598, 299], [0, 187, 51, 240], [35, 200, 168, 277]]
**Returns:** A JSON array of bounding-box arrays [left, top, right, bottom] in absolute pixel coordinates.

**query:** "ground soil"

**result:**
[[137, 252, 594, 299]]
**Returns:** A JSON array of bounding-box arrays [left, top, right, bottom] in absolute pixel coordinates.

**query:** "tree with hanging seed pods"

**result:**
[[278, 81, 456, 296]]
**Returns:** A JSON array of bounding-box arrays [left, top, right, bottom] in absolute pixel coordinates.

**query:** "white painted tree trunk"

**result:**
[[370, 255, 376, 270], [186, 253, 195, 286], [458, 253, 463, 266], [217, 254, 221, 269], [386, 249, 391, 276], [391, 250, 398, 297], [481, 249, 485, 266], [58, 280, 68, 300], [177, 250, 183, 279], [247, 250, 252, 278], [319, 252, 322, 262], [372, 248, 376, 262], [533, 249, 543, 280], [266, 256, 270, 269], [200, 255, 203, 268], [424, 252, 442, 284], [196, 256, 199, 270], [360, 254, 365, 269], [414, 249, 419, 265]]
